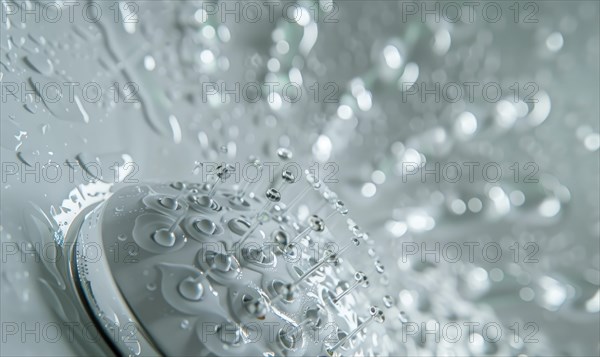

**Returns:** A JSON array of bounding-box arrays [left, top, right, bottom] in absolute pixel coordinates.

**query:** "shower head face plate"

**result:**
[[73, 182, 385, 356]]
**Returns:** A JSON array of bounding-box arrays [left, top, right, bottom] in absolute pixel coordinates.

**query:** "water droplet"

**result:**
[[257, 211, 270, 223], [208, 252, 234, 272], [335, 200, 349, 215], [398, 311, 408, 323], [159, 196, 179, 210], [271, 230, 289, 249], [361, 182, 377, 198], [281, 170, 295, 183], [337, 104, 353, 120], [170, 182, 186, 190], [383, 44, 403, 69], [144, 55, 156, 71], [243, 295, 267, 319], [24, 102, 38, 114], [383, 295, 394, 308], [375, 260, 385, 273], [468, 332, 497, 355], [133, 213, 186, 253], [180, 319, 190, 329], [584, 133, 600, 151], [277, 147, 293, 160], [157, 263, 217, 315], [178, 276, 205, 301], [194, 219, 217, 235], [152, 229, 176, 247], [228, 218, 251, 235], [308, 215, 325, 232], [519, 287, 535, 302], [266, 188, 281, 202], [216, 163, 235, 180], [539, 197, 561, 217], [546, 32, 564, 52]]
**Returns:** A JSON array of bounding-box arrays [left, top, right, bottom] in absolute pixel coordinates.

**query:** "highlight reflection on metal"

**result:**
[[0, 1, 599, 356]]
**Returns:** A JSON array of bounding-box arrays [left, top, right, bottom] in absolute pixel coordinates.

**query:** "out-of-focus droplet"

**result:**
[[383, 45, 403, 69], [361, 183, 376, 198], [546, 32, 564, 52], [144, 55, 156, 71]]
